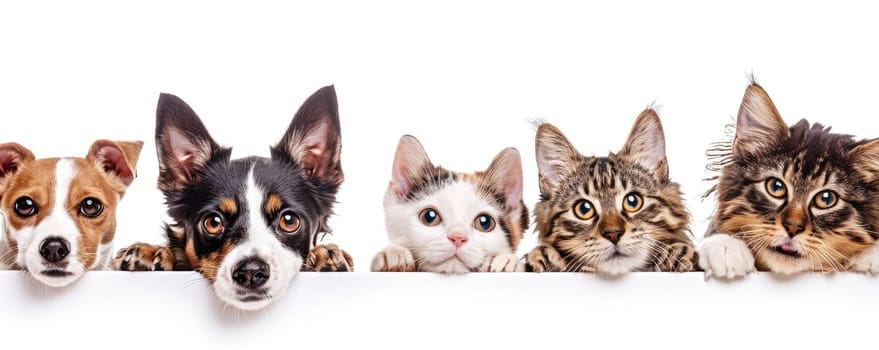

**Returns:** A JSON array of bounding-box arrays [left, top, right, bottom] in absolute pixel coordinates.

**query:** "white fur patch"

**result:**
[[212, 168, 303, 311], [384, 181, 512, 274], [699, 234, 756, 279], [850, 244, 879, 274]]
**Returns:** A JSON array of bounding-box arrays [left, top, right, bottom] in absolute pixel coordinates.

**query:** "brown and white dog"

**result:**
[[0, 141, 142, 286]]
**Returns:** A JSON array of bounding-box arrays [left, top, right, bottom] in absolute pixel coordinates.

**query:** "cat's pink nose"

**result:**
[[447, 234, 469, 248]]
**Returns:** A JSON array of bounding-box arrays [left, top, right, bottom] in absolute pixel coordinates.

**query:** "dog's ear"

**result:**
[[0, 143, 35, 194], [275, 85, 343, 185], [155, 93, 223, 191], [86, 140, 144, 189]]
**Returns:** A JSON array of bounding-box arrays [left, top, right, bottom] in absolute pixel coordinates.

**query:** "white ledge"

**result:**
[[1, 271, 874, 349]]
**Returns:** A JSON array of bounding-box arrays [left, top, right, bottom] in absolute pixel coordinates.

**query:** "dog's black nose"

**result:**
[[232, 258, 270, 289], [39, 237, 70, 263]]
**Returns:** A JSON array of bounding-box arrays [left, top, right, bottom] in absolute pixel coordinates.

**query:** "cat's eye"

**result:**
[[765, 178, 787, 198], [202, 213, 225, 236], [419, 208, 442, 226], [473, 213, 496, 232], [573, 200, 595, 220], [278, 210, 301, 233], [812, 190, 838, 209], [79, 197, 103, 218], [622, 193, 643, 213], [13, 196, 38, 218]]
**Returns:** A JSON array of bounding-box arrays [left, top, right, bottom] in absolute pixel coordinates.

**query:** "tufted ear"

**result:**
[[849, 138, 879, 182], [620, 109, 669, 181], [86, 140, 144, 187], [482, 148, 524, 212], [0, 143, 35, 194], [535, 123, 579, 196], [155, 93, 223, 192], [733, 83, 790, 157], [389, 135, 433, 198], [275, 85, 343, 185]]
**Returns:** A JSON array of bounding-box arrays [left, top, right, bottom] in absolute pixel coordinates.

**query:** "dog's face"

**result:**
[[157, 86, 342, 310], [0, 141, 142, 286]]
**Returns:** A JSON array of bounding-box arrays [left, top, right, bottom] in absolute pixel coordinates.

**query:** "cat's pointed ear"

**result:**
[[483, 148, 524, 211], [86, 140, 143, 188], [155, 93, 222, 192], [734, 83, 790, 156], [535, 123, 578, 195], [390, 135, 432, 198], [275, 85, 343, 185], [620, 109, 669, 180], [849, 139, 879, 182], [0, 143, 35, 193]]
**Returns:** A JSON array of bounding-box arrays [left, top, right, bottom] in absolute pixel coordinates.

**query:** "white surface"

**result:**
[[1, 271, 877, 349], [2, 2, 879, 348]]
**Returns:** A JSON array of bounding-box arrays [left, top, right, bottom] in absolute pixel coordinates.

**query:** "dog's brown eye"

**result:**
[[765, 177, 787, 198], [79, 197, 103, 217], [13, 196, 37, 218], [278, 210, 301, 233], [813, 190, 838, 209], [573, 200, 595, 220], [203, 214, 225, 235]]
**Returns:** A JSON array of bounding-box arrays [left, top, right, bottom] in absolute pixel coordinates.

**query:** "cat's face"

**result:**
[[383, 136, 528, 273], [534, 110, 690, 275], [711, 84, 879, 274]]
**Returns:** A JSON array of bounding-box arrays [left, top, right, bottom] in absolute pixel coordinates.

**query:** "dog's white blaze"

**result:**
[[384, 181, 511, 274], [212, 166, 302, 311], [16, 159, 85, 287]]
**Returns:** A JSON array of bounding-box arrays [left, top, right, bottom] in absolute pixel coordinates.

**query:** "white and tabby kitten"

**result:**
[[371, 135, 529, 274]]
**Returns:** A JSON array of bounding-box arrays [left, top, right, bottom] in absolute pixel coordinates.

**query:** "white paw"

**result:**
[[370, 244, 416, 272], [850, 245, 879, 274], [699, 234, 756, 279], [488, 253, 523, 272]]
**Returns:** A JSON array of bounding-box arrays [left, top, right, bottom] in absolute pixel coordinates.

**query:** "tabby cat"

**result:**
[[371, 135, 528, 273], [700, 82, 879, 278], [525, 110, 696, 274]]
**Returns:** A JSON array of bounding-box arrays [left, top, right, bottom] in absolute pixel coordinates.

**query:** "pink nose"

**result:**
[[447, 234, 469, 248]]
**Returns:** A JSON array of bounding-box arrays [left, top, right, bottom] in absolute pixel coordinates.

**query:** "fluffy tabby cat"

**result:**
[[371, 135, 528, 273], [700, 82, 879, 278], [525, 110, 696, 275]]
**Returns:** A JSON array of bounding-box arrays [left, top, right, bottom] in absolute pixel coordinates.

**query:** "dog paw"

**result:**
[[113, 243, 175, 271], [486, 253, 523, 272], [303, 244, 353, 272], [656, 242, 697, 272], [524, 244, 565, 272], [370, 244, 416, 272], [850, 245, 879, 274], [699, 234, 756, 279]]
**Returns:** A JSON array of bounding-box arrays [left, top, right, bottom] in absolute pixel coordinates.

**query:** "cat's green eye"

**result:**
[[573, 200, 595, 220], [473, 213, 496, 232], [813, 190, 838, 209], [765, 178, 787, 198], [419, 208, 442, 226], [622, 193, 643, 213]]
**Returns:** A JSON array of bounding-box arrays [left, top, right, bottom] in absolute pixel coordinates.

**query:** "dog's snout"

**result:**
[[232, 258, 270, 289], [39, 237, 70, 263]]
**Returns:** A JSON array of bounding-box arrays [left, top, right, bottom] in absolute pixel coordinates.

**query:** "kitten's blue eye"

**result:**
[[573, 200, 595, 220], [473, 213, 496, 232], [813, 190, 838, 209], [419, 208, 442, 226], [765, 177, 787, 198], [622, 193, 643, 213]]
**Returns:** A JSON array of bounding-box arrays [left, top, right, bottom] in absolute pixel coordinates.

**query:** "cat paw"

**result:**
[[525, 244, 565, 272], [112, 243, 175, 271], [487, 253, 524, 272], [370, 244, 416, 272], [698, 234, 756, 279], [656, 242, 697, 272], [850, 245, 879, 274], [303, 244, 353, 272]]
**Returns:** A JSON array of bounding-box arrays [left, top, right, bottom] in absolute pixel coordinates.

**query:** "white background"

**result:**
[[2, 1, 878, 349]]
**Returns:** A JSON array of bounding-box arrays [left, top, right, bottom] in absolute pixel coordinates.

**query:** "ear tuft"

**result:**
[[275, 85, 343, 185]]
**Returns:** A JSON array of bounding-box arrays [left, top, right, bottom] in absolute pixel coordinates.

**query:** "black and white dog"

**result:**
[[114, 85, 352, 310]]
